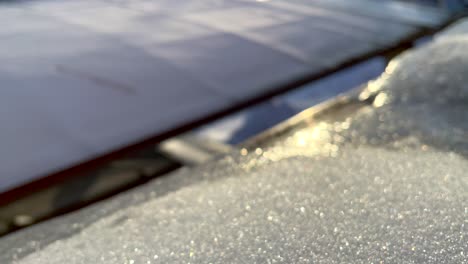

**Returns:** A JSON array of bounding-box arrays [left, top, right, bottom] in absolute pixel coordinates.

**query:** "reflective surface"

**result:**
[[195, 57, 386, 144], [0, 0, 438, 192]]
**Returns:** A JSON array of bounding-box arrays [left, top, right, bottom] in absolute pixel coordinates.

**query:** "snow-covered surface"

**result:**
[[1, 18, 467, 263], [0, 0, 430, 192], [6, 149, 468, 264]]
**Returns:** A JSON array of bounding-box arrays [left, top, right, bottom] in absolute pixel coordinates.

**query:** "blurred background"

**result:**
[[0, 0, 466, 236]]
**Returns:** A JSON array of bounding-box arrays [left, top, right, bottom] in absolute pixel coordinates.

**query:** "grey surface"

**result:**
[[290, 0, 449, 27], [195, 58, 386, 144], [0, 0, 442, 192], [436, 17, 468, 39], [2, 18, 468, 264]]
